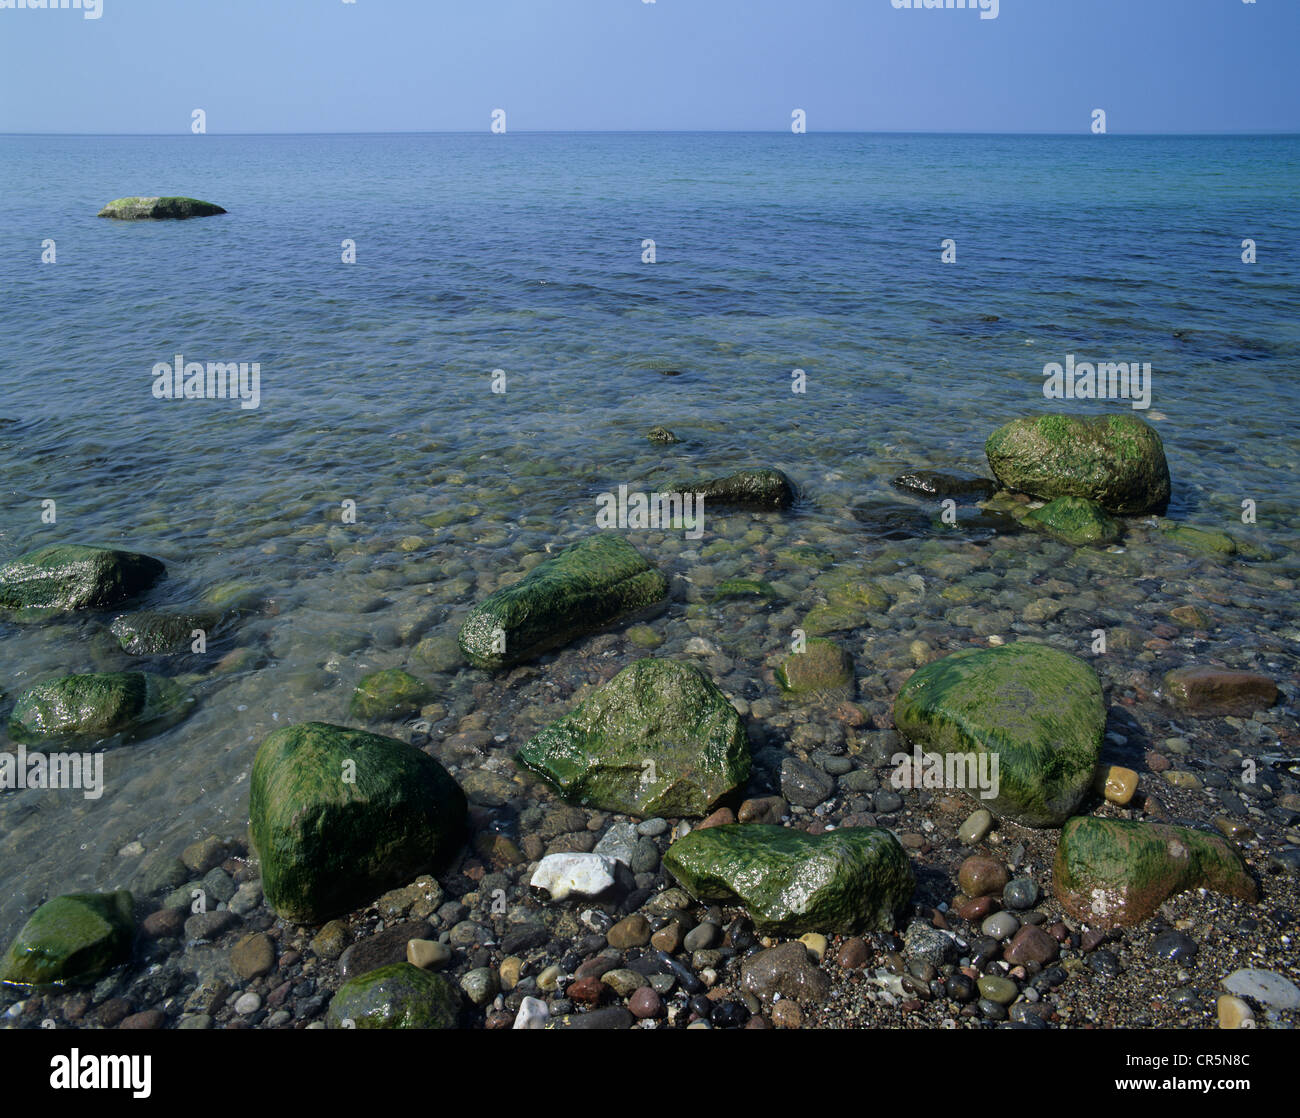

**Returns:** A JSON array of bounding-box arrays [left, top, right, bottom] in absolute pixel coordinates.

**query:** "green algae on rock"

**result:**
[[710, 578, 780, 603], [349, 668, 433, 721], [892, 642, 1103, 827], [458, 533, 668, 670], [985, 413, 1171, 514], [110, 610, 222, 655], [684, 467, 796, 510], [1023, 496, 1121, 546], [514, 658, 750, 818], [0, 543, 164, 612], [777, 638, 853, 696], [663, 825, 914, 935], [1162, 666, 1279, 716], [1053, 816, 1257, 929], [9, 671, 191, 744], [250, 722, 467, 923], [1156, 519, 1271, 560], [1, 891, 135, 988], [325, 962, 462, 1029], [97, 196, 227, 220]]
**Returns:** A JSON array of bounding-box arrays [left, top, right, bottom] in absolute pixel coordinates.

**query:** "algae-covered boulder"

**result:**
[[0, 543, 164, 612], [1023, 496, 1121, 546], [326, 963, 461, 1029], [985, 413, 1170, 514], [1, 891, 135, 988], [458, 534, 668, 670], [1053, 817, 1257, 929], [110, 610, 222, 655], [9, 671, 191, 743], [350, 669, 433, 721], [250, 722, 467, 923], [686, 468, 796, 510], [777, 638, 854, 696], [663, 825, 913, 935], [515, 658, 750, 818], [97, 196, 227, 220], [892, 642, 1104, 827]]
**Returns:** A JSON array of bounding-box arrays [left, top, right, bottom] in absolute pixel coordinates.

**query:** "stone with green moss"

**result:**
[[1, 892, 135, 987], [458, 534, 668, 670], [803, 602, 870, 636], [1023, 497, 1121, 546], [1155, 520, 1271, 559], [350, 669, 432, 721], [681, 468, 796, 510], [97, 196, 226, 220], [774, 544, 834, 569], [515, 658, 750, 818], [110, 610, 222, 655], [710, 578, 780, 603], [326, 963, 461, 1029], [985, 413, 1171, 514], [1053, 816, 1256, 929], [250, 722, 466, 923], [647, 426, 680, 444], [0, 543, 165, 612], [892, 642, 1103, 827], [9, 671, 191, 743], [663, 825, 913, 935], [625, 624, 663, 649], [777, 638, 853, 695]]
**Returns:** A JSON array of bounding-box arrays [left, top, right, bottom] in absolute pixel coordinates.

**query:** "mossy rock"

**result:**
[[350, 669, 433, 721], [777, 638, 853, 696], [9, 671, 191, 744], [892, 642, 1103, 827], [663, 825, 913, 935], [647, 426, 680, 444], [97, 196, 227, 220], [0, 543, 164, 612], [110, 610, 223, 655], [985, 413, 1171, 514], [680, 468, 796, 510], [326, 963, 462, 1029], [1053, 817, 1257, 929], [458, 534, 668, 670], [1, 892, 135, 988], [1156, 520, 1270, 560], [1023, 497, 1121, 546], [249, 722, 467, 923], [710, 579, 780, 603], [892, 469, 997, 501], [515, 658, 750, 818], [774, 544, 835, 569], [625, 624, 664, 649]]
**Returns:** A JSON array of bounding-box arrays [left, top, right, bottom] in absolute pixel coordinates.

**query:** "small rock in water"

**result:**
[[958, 855, 1009, 898], [982, 912, 1020, 942], [529, 853, 617, 901], [958, 809, 993, 845], [1216, 994, 1255, 1029], [1094, 765, 1139, 806], [1222, 968, 1300, 1010], [1002, 877, 1039, 910], [1150, 931, 1198, 963], [513, 997, 549, 1029]]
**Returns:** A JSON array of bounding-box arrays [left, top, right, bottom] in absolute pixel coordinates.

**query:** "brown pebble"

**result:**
[[566, 975, 606, 1005], [485, 1010, 514, 1029], [606, 914, 652, 949], [738, 796, 787, 825], [574, 956, 618, 980], [629, 986, 663, 1019], [956, 896, 999, 922], [93, 998, 132, 1027], [1145, 751, 1171, 773], [1081, 928, 1108, 952], [698, 807, 736, 829], [958, 855, 1009, 898], [231, 932, 275, 980], [119, 1010, 165, 1030], [771, 1000, 802, 1028], [837, 938, 869, 969], [650, 923, 684, 953], [142, 908, 186, 939], [1003, 924, 1059, 966]]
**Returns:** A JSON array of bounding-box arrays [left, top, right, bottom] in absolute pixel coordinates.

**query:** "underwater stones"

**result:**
[[777, 638, 853, 697], [97, 196, 227, 219], [326, 963, 462, 1029], [458, 534, 668, 670], [1162, 666, 1279, 717], [892, 469, 997, 501], [1022, 496, 1121, 547], [1, 891, 135, 987], [9, 671, 191, 743], [529, 853, 618, 901], [687, 467, 796, 510], [349, 668, 433, 721], [0, 543, 165, 612], [110, 610, 222, 655]]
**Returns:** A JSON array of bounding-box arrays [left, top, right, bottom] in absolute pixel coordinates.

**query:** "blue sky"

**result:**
[[1, 0, 1296, 134]]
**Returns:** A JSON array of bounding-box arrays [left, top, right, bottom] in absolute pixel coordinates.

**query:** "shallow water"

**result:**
[[1, 132, 1298, 943]]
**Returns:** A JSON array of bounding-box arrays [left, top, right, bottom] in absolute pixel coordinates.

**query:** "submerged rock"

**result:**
[[892, 469, 997, 501], [529, 853, 618, 901], [777, 638, 853, 697], [1052, 817, 1257, 929], [647, 426, 680, 444], [97, 196, 227, 220], [0, 543, 164, 612], [349, 668, 433, 721], [686, 467, 796, 510], [663, 824, 914, 935], [515, 658, 750, 817], [458, 533, 668, 669], [110, 610, 222, 655], [1162, 666, 1279, 716], [1, 891, 135, 987], [249, 722, 466, 923], [326, 963, 461, 1029], [985, 413, 1171, 514], [9, 671, 191, 743], [1022, 496, 1121, 546], [892, 642, 1104, 827]]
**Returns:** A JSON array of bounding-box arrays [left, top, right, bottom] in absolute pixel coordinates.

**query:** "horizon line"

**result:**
[[3, 128, 1299, 139]]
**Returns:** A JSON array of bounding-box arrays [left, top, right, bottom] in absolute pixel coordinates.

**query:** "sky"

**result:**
[[0, 0, 1297, 134]]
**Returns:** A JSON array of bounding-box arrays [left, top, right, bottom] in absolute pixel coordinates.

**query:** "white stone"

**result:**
[[529, 853, 617, 901], [234, 992, 262, 1016], [513, 996, 549, 1030], [1223, 969, 1300, 1010]]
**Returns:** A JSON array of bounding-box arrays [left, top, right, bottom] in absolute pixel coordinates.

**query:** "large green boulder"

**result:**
[[97, 196, 226, 219], [0, 544, 164, 612], [249, 722, 467, 923], [9, 671, 191, 743], [1, 891, 135, 987], [1023, 496, 1121, 546], [1053, 817, 1257, 929], [892, 642, 1104, 827], [458, 534, 668, 670], [110, 610, 222, 655], [663, 825, 913, 935], [349, 669, 432, 721], [326, 963, 461, 1029], [515, 658, 750, 818], [685, 468, 796, 510], [985, 413, 1171, 514]]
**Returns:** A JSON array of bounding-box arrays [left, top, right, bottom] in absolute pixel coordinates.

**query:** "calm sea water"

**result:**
[[1, 132, 1298, 943]]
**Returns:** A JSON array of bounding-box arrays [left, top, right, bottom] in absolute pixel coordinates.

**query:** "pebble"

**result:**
[[184, 910, 237, 943], [1216, 994, 1255, 1029], [607, 914, 652, 949], [799, 933, 828, 963], [1089, 949, 1123, 977], [529, 853, 617, 900], [120, 1010, 165, 1030], [1003, 924, 1058, 966], [683, 923, 719, 953], [230, 933, 275, 980], [981, 912, 1020, 942], [874, 790, 903, 814], [958, 855, 1009, 898], [1002, 877, 1039, 911], [904, 921, 954, 966], [1222, 968, 1300, 1010], [1150, 931, 1198, 963], [601, 969, 648, 998], [499, 956, 522, 991], [407, 938, 451, 970], [958, 809, 993, 845], [1096, 765, 1139, 806], [513, 997, 549, 1029], [629, 986, 662, 1019], [637, 818, 669, 837], [770, 1000, 802, 1028], [837, 938, 869, 969], [234, 992, 262, 1016]]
